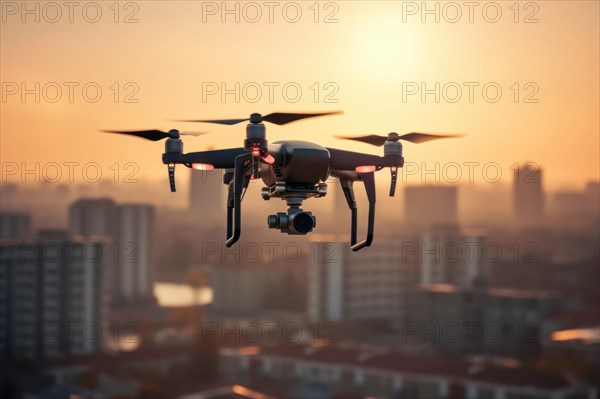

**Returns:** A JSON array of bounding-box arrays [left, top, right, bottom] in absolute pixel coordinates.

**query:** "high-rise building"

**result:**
[[308, 235, 420, 324], [0, 230, 109, 360], [189, 169, 225, 227], [0, 212, 31, 239], [117, 204, 154, 301], [585, 181, 600, 224], [420, 224, 488, 289], [68, 199, 154, 303], [0, 183, 19, 209], [552, 180, 600, 229], [69, 198, 118, 239], [585, 180, 600, 203], [404, 185, 457, 230], [415, 282, 572, 358], [513, 164, 545, 225]]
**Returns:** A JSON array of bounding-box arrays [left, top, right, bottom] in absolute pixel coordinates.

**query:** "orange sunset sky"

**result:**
[[1, 1, 598, 190]]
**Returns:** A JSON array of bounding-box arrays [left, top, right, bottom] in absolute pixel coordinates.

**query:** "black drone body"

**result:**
[[104, 111, 462, 251]]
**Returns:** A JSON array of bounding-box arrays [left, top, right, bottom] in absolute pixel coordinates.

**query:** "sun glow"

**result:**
[[352, 13, 424, 82]]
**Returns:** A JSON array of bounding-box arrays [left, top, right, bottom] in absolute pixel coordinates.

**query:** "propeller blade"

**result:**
[[101, 129, 207, 141], [173, 111, 342, 126], [173, 118, 249, 125], [101, 129, 170, 141], [179, 131, 208, 137], [334, 135, 388, 147], [398, 132, 464, 143], [334, 132, 464, 146], [262, 111, 342, 125]]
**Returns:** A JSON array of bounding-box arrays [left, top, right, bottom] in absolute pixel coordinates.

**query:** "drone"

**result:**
[[103, 111, 462, 251]]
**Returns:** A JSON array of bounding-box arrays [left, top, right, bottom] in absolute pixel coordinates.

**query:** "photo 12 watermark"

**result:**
[[397, 161, 542, 184], [1, 82, 140, 104], [201, 241, 304, 263], [1, 162, 141, 184], [0, 322, 140, 346], [1, 1, 140, 24], [399, 2, 539, 24], [201, 81, 340, 104], [0, 241, 141, 264], [199, 321, 340, 344], [200, 1, 340, 24], [196, 239, 540, 265], [401, 82, 540, 104], [400, 240, 539, 264], [400, 321, 540, 344]]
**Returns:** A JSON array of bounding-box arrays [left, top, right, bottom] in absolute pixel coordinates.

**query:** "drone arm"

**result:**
[[328, 147, 403, 198], [163, 147, 247, 169], [326, 147, 385, 170]]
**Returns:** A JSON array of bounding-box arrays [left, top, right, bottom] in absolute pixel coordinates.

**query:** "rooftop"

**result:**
[[419, 284, 562, 300], [229, 343, 573, 390]]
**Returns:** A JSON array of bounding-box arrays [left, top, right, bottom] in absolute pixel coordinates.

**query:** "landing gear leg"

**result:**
[[339, 171, 376, 251], [226, 153, 252, 247]]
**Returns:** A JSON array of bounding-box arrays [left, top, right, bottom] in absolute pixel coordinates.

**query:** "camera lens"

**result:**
[[292, 212, 314, 234], [267, 214, 279, 228]]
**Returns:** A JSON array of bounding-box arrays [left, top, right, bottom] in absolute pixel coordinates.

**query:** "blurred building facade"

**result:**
[[551, 180, 600, 230], [189, 169, 225, 227], [404, 185, 457, 230], [419, 225, 488, 289], [117, 204, 154, 300], [308, 236, 420, 324], [207, 263, 277, 313], [513, 164, 545, 226], [205, 261, 305, 315], [68, 198, 119, 238], [0, 230, 109, 360], [414, 281, 581, 358], [0, 212, 31, 239], [69, 198, 155, 303]]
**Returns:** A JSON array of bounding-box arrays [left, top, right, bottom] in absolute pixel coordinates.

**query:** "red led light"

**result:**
[[262, 154, 275, 164], [355, 165, 377, 173], [192, 163, 215, 171]]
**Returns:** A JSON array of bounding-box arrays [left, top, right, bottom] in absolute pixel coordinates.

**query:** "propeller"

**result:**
[[174, 111, 343, 126], [101, 129, 208, 192], [335, 132, 464, 198], [334, 132, 464, 146], [101, 129, 207, 141]]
